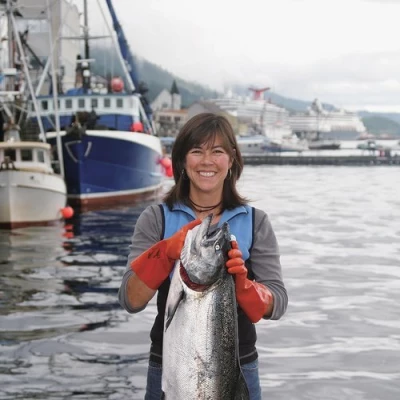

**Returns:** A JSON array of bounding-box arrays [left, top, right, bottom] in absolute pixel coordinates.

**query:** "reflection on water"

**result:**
[[0, 167, 399, 399]]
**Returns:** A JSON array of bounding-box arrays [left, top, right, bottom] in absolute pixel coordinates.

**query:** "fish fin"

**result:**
[[165, 286, 184, 331], [234, 370, 250, 399], [160, 391, 165, 400]]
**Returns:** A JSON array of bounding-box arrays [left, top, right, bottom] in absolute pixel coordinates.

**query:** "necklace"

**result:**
[[189, 198, 222, 213]]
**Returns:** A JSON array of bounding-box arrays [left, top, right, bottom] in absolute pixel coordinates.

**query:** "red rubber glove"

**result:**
[[130, 219, 201, 290], [226, 241, 273, 323]]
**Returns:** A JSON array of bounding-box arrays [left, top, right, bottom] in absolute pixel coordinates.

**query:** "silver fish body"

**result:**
[[162, 215, 249, 399]]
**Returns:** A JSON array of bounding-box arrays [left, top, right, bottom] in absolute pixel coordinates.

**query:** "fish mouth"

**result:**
[[180, 214, 231, 288], [196, 214, 213, 239], [200, 214, 230, 248]]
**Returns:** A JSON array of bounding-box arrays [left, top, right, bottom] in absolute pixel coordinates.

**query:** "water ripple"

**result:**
[[1, 167, 399, 399]]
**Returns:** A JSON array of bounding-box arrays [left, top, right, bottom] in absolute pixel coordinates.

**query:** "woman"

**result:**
[[118, 113, 288, 399]]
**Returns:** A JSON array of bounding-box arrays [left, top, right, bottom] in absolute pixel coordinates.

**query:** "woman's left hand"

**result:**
[[226, 241, 274, 322]]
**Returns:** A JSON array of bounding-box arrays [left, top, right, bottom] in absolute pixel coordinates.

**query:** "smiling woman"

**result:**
[[118, 112, 288, 399], [167, 113, 241, 224]]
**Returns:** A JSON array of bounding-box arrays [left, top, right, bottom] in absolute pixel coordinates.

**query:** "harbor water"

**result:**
[[0, 165, 399, 400]]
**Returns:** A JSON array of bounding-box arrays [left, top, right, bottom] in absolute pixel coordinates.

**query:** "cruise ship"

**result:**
[[289, 99, 367, 141], [210, 90, 306, 151]]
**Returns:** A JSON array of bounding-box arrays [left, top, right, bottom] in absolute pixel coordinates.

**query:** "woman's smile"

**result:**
[[198, 171, 217, 177]]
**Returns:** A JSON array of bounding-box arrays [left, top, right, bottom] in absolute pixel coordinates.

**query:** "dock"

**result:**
[[242, 154, 400, 166]]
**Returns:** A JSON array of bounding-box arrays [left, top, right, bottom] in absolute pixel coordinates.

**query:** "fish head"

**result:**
[[180, 215, 232, 287]]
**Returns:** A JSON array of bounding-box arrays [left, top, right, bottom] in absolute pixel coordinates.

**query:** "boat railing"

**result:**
[[0, 156, 17, 171], [27, 94, 141, 119]]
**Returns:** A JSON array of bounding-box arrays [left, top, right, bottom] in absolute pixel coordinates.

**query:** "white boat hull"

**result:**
[[0, 169, 66, 229]]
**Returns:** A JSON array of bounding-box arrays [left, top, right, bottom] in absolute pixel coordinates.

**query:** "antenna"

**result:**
[[248, 87, 270, 101]]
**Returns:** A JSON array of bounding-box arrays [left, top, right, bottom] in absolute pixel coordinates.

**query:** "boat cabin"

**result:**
[[0, 140, 54, 173]]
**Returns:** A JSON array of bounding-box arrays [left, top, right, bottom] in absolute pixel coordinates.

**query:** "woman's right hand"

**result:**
[[130, 219, 201, 290], [164, 219, 201, 260]]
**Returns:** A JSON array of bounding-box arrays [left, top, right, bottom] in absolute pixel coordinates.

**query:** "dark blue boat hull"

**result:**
[[48, 131, 164, 210]]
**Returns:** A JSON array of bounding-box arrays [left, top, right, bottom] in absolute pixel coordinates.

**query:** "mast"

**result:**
[[6, 0, 13, 92], [46, 0, 64, 177], [83, 0, 89, 60], [103, 0, 154, 125], [7, 0, 46, 140], [104, 0, 139, 89]]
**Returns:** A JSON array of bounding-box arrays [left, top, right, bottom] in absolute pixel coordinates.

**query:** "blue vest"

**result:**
[[161, 203, 254, 262]]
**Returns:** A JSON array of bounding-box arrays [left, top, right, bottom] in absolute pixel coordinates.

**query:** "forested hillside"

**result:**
[[90, 46, 219, 107], [362, 116, 400, 136]]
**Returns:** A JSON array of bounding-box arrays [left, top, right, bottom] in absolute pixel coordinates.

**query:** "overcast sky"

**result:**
[[90, 0, 400, 112]]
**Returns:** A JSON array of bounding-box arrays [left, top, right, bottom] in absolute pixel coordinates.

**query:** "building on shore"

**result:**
[[151, 80, 187, 136]]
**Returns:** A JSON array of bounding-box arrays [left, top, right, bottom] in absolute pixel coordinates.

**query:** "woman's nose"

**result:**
[[200, 152, 214, 163]]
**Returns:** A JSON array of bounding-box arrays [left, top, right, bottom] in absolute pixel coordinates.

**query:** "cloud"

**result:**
[[85, 0, 400, 111], [271, 51, 400, 109]]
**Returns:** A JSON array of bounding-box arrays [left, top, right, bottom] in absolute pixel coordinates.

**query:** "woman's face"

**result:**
[[184, 135, 233, 197]]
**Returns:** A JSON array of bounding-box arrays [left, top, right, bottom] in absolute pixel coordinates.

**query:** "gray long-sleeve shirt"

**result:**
[[118, 204, 288, 320]]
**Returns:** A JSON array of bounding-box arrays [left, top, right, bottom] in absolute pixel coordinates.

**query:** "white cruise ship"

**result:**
[[289, 99, 367, 141], [210, 90, 306, 151]]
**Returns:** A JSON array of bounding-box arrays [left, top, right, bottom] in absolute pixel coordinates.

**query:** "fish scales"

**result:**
[[162, 215, 249, 399]]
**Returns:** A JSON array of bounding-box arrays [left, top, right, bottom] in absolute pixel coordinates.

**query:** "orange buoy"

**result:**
[[159, 156, 173, 177], [111, 77, 124, 92], [160, 157, 172, 168], [61, 206, 74, 219], [130, 121, 144, 132], [165, 165, 173, 177]]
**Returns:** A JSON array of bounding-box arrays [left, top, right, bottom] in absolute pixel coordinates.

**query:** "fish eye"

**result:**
[[215, 244, 220, 251]]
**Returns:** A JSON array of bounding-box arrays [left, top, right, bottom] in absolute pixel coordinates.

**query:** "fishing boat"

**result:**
[[25, 0, 164, 211], [0, 125, 67, 229], [0, 1, 67, 229], [237, 134, 305, 155], [307, 132, 341, 150]]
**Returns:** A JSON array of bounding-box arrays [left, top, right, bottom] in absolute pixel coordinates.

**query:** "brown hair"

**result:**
[[163, 112, 248, 210]]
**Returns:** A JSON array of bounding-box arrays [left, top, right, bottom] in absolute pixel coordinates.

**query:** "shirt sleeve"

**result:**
[[251, 208, 288, 320], [118, 205, 163, 313]]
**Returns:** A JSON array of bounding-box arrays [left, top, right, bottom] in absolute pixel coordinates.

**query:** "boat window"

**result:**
[[78, 98, 85, 109], [4, 148, 16, 161], [21, 149, 33, 161], [104, 98, 111, 108], [37, 149, 45, 163], [91, 98, 98, 108], [42, 100, 48, 111], [116, 98, 123, 108], [66, 99, 73, 109]]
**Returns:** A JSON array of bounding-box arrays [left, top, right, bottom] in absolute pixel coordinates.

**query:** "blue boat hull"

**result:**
[[47, 130, 164, 211]]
